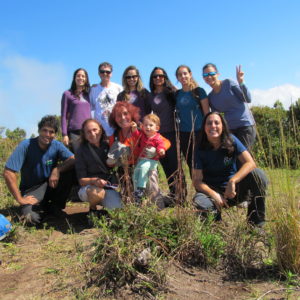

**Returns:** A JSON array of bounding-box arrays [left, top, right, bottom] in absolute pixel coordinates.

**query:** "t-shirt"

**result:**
[[117, 89, 151, 119], [208, 79, 255, 130], [75, 141, 111, 180], [90, 82, 123, 136], [175, 88, 207, 132], [5, 138, 73, 193], [148, 92, 176, 133], [194, 135, 246, 188]]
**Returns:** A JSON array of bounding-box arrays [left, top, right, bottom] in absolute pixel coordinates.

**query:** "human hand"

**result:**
[[236, 65, 245, 85], [213, 192, 229, 209], [131, 122, 138, 132], [63, 136, 69, 146], [158, 149, 165, 156], [94, 178, 107, 188], [224, 180, 236, 199], [19, 195, 39, 205], [49, 167, 60, 188]]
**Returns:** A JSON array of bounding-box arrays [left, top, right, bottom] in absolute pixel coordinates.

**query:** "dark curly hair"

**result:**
[[38, 115, 59, 133]]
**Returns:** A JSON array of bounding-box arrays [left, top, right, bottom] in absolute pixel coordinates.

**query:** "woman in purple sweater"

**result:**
[[61, 68, 91, 152]]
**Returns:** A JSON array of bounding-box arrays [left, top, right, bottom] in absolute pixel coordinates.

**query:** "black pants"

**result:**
[[179, 131, 200, 178], [160, 131, 179, 195], [21, 169, 76, 224]]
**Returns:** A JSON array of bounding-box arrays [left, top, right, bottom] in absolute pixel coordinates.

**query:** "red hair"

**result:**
[[109, 102, 140, 129]]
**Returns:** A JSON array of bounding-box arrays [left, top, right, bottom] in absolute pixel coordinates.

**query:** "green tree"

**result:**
[[5, 127, 26, 141]]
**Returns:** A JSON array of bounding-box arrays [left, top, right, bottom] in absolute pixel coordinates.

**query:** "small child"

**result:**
[[132, 114, 168, 203]]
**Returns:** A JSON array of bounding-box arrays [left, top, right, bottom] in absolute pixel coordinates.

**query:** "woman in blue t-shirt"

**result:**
[[175, 65, 210, 177], [202, 63, 256, 149], [192, 112, 267, 226]]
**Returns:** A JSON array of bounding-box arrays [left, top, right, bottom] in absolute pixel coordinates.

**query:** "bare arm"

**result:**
[[192, 169, 228, 208], [3, 168, 38, 205], [79, 177, 107, 188], [224, 150, 256, 199], [200, 98, 210, 115], [48, 156, 75, 188]]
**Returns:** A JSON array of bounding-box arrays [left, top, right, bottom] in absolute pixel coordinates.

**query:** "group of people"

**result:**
[[3, 61, 267, 227]]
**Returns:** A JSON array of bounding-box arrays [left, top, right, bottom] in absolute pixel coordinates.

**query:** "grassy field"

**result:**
[[0, 138, 300, 299]]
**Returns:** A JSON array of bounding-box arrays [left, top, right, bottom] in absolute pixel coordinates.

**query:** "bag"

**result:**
[[0, 214, 12, 241]]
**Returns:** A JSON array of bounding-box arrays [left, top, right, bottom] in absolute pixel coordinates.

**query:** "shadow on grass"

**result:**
[[0, 205, 91, 234]]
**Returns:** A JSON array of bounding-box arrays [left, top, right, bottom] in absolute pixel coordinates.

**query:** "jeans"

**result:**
[[21, 169, 76, 224], [193, 168, 268, 225]]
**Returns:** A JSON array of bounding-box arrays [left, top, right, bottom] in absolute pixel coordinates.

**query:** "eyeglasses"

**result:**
[[152, 74, 165, 79], [126, 75, 138, 80], [203, 72, 217, 77], [99, 70, 112, 75]]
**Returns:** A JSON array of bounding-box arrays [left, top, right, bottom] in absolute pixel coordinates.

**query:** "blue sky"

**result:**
[[1, 0, 300, 136]]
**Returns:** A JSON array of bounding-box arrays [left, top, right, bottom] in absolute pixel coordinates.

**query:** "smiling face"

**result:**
[[152, 68, 165, 88], [99, 66, 112, 84], [142, 118, 159, 137], [115, 107, 133, 129], [126, 69, 139, 90], [38, 126, 56, 149], [204, 113, 223, 142], [176, 67, 192, 87], [75, 69, 86, 88], [203, 65, 219, 87], [83, 121, 102, 146]]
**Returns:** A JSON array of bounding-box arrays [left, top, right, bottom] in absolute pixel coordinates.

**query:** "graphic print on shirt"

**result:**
[[96, 90, 115, 122], [153, 95, 162, 105]]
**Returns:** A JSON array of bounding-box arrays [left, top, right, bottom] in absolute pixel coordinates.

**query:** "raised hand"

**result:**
[[236, 65, 245, 85]]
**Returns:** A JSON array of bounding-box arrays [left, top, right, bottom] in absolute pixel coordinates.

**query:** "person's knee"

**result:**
[[252, 168, 268, 189], [193, 193, 215, 210], [86, 186, 105, 204]]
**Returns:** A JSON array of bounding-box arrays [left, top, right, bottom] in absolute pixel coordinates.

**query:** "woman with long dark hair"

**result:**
[[202, 63, 256, 149], [192, 112, 267, 226], [175, 65, 209, 177], [148, 67, 178, 199], [117, 65, 151, 119], [61, 68, 91, 152]]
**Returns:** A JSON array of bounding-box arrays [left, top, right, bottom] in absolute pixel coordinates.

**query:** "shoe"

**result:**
[[133, 188, 145, 205], [87, 209, 110, 227]]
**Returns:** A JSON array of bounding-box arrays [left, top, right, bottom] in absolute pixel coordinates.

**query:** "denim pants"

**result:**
[[193, 168, 268, 225]]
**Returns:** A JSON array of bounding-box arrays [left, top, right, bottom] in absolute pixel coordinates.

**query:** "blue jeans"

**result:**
[[193, 168, 268, 225]]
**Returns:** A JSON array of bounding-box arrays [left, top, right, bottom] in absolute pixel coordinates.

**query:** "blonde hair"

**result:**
[[143, 113, 160, 127]]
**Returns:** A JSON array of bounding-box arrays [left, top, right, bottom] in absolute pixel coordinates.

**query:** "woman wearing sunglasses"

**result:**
[[202, 64, 256, 149], [148, 67, 178, 200], [61, 68, 91, 152], [117, 65, 151, 120], [175, 65, 210, 177]]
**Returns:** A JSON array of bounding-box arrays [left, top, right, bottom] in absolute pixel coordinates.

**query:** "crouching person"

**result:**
[[192, 112, 268, 227], [4, 115, 75, 225], [75, 119, 122, 225]]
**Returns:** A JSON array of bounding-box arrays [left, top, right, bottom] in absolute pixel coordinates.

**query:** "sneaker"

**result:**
[[133, 188, 145, 205]]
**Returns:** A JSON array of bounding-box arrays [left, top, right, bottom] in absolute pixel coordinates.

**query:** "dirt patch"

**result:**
[[1, 202, 300, 300]]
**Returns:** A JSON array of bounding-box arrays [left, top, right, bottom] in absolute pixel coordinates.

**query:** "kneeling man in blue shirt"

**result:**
[[4, 115, 75, 225]]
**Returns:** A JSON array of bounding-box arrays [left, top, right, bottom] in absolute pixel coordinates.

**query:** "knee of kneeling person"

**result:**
[[86, 186, 105, 203]]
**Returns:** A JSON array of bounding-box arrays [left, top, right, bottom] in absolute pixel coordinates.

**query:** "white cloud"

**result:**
[[251, 84, 300, 110], [0, 54, 68, 136]]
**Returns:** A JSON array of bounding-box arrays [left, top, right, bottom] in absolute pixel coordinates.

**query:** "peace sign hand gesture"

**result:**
[[236, 65, 245, 85]]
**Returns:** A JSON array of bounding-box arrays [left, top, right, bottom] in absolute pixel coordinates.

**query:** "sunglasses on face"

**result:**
[[126, 75, 139, 80], [152, 74, 165, 79], [99, 70, 112, 75], [203, 72, 217, 77]]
